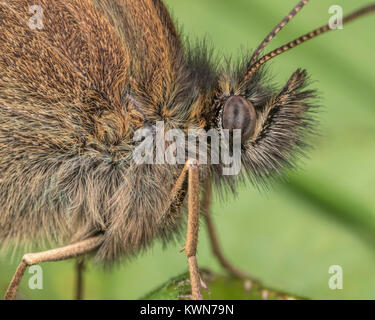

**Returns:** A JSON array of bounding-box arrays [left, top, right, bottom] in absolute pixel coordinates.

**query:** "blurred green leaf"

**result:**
[[143, 270, 304, 300]]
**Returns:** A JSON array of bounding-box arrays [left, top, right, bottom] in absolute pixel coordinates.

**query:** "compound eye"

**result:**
[[222, 96, 257, 141]]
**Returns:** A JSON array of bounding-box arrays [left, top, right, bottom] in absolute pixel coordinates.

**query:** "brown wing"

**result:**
[[93, 0, 186, 118], [0, 0, 132, 156], [0, 0, 127, 243], [0, 0, 185, 157], [0, 0, 192, 254], [0, 0, 129, 110], [93, 0, 181, 52]]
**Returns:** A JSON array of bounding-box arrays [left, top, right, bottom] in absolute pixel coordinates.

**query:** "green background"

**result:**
[[1, 0, 375, 299]]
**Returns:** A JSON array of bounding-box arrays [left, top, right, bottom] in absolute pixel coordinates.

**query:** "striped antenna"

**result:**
[[249, 0, 310, 66], [243, 3, 375, 84]]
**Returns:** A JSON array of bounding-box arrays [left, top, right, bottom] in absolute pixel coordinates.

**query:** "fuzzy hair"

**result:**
[[0, 0, 317, 263]]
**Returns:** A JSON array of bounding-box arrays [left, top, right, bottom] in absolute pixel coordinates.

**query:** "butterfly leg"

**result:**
[[4, 235, 104, 300], [173, 159, 203, 300], [185, 159, 203, 300], [203, 179, 257, 285]]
